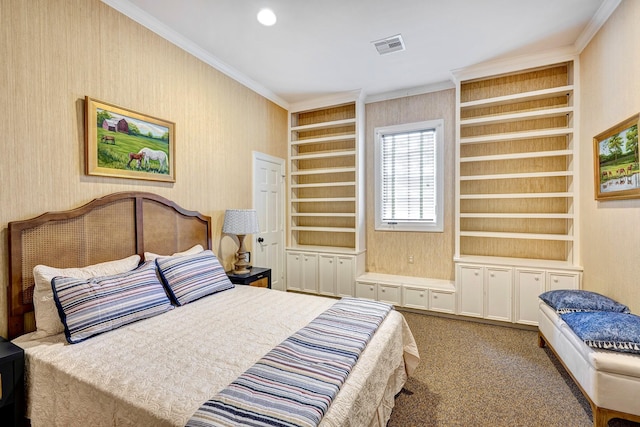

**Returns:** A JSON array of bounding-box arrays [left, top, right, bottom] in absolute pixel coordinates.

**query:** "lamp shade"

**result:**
[[222, 209, 260, 235]]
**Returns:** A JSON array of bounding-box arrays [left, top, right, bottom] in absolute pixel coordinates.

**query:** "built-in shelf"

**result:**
[[291, 118, 356, 132], [460, 171, 573, 181], [460, 106, 573, 127], [291, 226, 356, 233], [460, 149, 573, 163], [460, 127, 574, 145], [291, 181, 355, 188], [455, 60, 579, 265], [459, 192, 573, 199], [290, 167, 356, 176], [291, 150, 356, 160], [291, 197, 356, 203], [460, 85, 574, 109], [460, 213, 573, 219], [459, 231, 574, 241], [288, 96, 365, 258], [287, 97, 366, 296]]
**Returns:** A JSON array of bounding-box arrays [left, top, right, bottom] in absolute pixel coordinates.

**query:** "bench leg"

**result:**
[[537, 331, 546, 348]]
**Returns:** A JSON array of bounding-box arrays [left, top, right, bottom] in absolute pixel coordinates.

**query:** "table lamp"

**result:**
[[222, 209, 260, 274]]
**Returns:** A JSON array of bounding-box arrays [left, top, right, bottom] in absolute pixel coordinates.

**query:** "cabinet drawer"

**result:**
[[355, 281, 376, 300], [403, 286, 428, 309], [547, 272, 580, 291], [377, 283, 401, 305], [251, 277, 269, 288], [429, 290, 455, 313]]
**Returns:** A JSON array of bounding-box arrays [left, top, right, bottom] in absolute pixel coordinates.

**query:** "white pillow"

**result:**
[[32, 254, 141, 338], [144, 244, 204, 261]]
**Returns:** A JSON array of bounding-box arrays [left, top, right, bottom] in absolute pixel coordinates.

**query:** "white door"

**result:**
[[252, 152, 285, 291]]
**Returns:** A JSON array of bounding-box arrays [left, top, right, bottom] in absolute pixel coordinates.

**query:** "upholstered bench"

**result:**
[[537, 290, 640, 427]]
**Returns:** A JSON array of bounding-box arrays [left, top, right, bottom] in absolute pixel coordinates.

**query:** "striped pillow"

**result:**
[[156, 250, 234, 306], [51, 261, 174, 344]]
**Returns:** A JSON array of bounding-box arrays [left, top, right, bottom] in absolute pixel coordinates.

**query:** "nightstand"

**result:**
[[0, 338, 24, 427], [227, 267, 271, 289]]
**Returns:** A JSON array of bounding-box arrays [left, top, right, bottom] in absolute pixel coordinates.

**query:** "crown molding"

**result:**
[[574, 0, 621, 53], [451, 46, 578, 83], [101, 0, 289, 110], [288, 90, 364, 113], [364, 80, 455, 104]]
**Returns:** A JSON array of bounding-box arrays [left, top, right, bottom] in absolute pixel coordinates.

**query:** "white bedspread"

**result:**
[[14, 286, 419, 427]]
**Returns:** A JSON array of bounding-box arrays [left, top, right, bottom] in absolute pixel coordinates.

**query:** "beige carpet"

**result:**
[[388, 310, 640, 427]]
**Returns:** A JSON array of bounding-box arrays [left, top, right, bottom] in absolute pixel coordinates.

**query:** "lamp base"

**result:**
[[233, 250, 250, 275]]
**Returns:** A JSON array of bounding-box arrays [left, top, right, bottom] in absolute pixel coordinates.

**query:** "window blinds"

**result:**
[[380, 129, 436, 223]]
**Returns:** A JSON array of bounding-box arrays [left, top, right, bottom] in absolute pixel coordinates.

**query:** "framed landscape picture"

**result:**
[[85, 96, 176, 182], [594, 114, 639, 201]]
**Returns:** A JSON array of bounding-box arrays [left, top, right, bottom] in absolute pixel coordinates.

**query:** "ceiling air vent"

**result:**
[[372, 34, 405, 55]]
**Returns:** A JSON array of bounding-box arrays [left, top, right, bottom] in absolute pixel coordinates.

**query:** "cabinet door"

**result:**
[[378, 283, 401, 305], [301, 253, 318, 293], [547, 271, 580, 291], [403, 286, 428, 309], [355, 281, 376, 300], [285, 252, 302, 291], [485, 267, 512, 322], [457, 264, 484, 317], [335, 256, 355, 297], [429, 290, 456, 314], [318, 255, 336, 296], [515, 269, 545, 325]]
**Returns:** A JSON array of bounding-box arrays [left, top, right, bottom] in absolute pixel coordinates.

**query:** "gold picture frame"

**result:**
[[594, 114, 639, 201], [85, 96, 176, 182]]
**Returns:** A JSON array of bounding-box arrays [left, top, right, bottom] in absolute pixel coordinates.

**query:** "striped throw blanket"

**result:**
[[186, 297, 393, 427]]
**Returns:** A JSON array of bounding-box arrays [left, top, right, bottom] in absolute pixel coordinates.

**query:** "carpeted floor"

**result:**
[[387, 310, 640, 427]]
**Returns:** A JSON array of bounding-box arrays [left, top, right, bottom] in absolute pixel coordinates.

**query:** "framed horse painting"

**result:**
[[84, 96, 176, 182], [593, 113, 639, 201]]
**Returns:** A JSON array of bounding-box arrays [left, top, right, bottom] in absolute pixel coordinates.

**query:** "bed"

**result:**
[[538, 298, 640, 427], [7, 191, 419, 427]]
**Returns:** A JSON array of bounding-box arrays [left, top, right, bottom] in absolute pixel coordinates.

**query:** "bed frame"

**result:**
[[7, 192, 212, 339]]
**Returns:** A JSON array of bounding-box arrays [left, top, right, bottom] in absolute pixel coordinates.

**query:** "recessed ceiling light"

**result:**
[[257, 8, 277, 26]]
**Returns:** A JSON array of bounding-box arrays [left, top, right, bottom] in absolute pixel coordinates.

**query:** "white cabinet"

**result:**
[[485, 267, 512, 322], [336, 256, 356, 297], [403, 286, 428, 310], [289, 250, 362, 297], [286, 251, 317, 293], [547, 271, 580, 291], [318, 254, 337, 296], [457, 264, 512, 321], [355, 279, 402, 305], [515, 269, 545, 326], [356, 273, 455, 313], [457, 264, 484, 318], [318, 254, 356, 297], [377, 283, 402, 305], [429, 290, 456, 314], [457, 260, 581, 326], [355, 280, 377, 301]]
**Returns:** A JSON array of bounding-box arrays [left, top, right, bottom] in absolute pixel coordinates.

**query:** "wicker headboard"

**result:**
[[7, 191, 212, 339]]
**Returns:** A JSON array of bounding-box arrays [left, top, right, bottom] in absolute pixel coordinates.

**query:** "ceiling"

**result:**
[[104, 0, 614, 108]]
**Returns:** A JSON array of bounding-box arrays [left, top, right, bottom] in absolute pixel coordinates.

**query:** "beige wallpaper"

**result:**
[[364, 90, 456, 280], [579, 0, 640, 312], [0, 0, 287, 337]]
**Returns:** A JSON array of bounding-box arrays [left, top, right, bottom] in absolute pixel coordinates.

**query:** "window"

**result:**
[[374, 119, 444, 232]]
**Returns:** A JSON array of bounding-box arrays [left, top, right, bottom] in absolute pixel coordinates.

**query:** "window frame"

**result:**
[[374, 119, 444, 233]]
